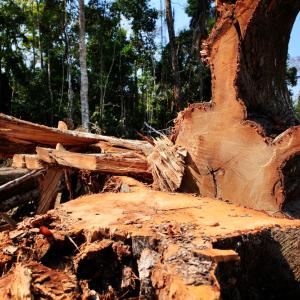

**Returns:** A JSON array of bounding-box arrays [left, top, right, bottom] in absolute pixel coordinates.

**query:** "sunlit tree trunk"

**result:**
[[36, 0, 43, 69], [79, 0, 90, 130], [175, 0, 300, 217]]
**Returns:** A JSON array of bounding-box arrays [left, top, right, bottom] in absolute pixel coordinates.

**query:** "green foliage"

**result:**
[[0, 0, 215, 137]]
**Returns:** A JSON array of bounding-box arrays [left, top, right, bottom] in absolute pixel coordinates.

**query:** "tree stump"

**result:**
[[174, 0, 300, 216], [0, 177, 300, 299]]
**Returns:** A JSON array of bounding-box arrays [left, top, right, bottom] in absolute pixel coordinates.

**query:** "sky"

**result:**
[[289, 14, 300, 58], [150, 0, 300, 99], [151, 0, 299, 56]]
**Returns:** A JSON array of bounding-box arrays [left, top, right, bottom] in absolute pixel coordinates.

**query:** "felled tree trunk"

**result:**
[[174, 0, 300, 216]]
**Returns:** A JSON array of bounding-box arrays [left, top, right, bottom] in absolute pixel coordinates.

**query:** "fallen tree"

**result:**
[[0, 0, 300, 298]]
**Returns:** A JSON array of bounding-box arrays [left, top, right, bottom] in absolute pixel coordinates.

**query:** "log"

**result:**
[[0, 176, 299, 299], [0, 113, 152, 155], [0, 170, 43, 202], [174, 0, 300, 216], [0, 170, 44, 194], [36, 147, 151, 176], [37, 168, 64, 214], [0, 168, 29, 185], [12, 154, 44, 170]]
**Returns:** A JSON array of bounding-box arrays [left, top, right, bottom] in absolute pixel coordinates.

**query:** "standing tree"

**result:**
[[174, 0, 300, 217], [164, 0, 182, 111], [79, 0, 90, 130]]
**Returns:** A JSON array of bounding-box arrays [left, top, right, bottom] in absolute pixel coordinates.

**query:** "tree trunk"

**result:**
[[36, 0, 43, 69], [174, 0, 300, 217], [190, 0, 210, 56], [47, 51, 54, 126], [164, 0, 182, 111], [78, 0, 90, 130]]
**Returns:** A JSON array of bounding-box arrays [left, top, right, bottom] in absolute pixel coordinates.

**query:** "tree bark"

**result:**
[[164, 0, 182, 111], [190, 0, 210, 56], [79, 0, 90, 130], [47, 50, 54, 126], [174, 0, 300, 216]]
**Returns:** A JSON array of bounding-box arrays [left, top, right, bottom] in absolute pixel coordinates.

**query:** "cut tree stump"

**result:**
[[0, 177, 299, 299], [174, 0, 300, 216]]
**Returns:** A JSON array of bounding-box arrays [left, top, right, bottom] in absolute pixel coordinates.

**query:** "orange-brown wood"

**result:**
[[36, 147, 151, 176], [174, 0, 300, 216], [0, 113, 152, 155], [0, 177, 299, 299]]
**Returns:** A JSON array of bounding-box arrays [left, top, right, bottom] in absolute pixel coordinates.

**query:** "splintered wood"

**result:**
[[37, 168, 64, 214], [147, 136, 187, 191], [0, 112, 189, 228], [0, 177, 299, 299]]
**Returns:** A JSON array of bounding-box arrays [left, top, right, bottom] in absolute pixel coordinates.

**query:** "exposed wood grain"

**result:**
[[36, 147, 151, 176], [8, 264, 32, 300], [147, 136, 187, 191], [37, 168, 64, 214], [0, 177, 299, 299], [174, 0, 300, 215], [12, 154, 44, 170], [0, 113, 152, 155]]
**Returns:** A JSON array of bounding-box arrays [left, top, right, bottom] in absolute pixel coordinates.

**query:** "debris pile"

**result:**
[[0, 113, 187, 228]]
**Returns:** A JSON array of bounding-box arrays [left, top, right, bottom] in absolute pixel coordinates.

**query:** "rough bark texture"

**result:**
[[174, 0, 300, 216], [79, 0, 90, 130], [0, 177, 299, 299]]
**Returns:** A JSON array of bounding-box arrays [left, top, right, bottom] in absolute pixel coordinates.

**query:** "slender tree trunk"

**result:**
[[78, 0, 90, 130], [164, 0, 182, 111], [190, 0, 210, 101], [32, 1, 36, 70], [36, 0, 43, 69], [190, 0, 210, 57], [67, 58, 74, 121], [47, 51, 54, 125]]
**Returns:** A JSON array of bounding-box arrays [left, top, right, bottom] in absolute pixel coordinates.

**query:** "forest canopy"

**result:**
[[0, 0, 297, 137]]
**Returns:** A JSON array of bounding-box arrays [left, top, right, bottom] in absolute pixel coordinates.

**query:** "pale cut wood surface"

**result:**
[[36, 147, 151, 175], [174, 0, 300, 215]]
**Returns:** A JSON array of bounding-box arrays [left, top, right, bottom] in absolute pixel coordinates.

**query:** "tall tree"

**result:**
[[164, 0, 182, 111], [186, 0, 211, 56], [186, 0, 213, 101], [79, 0, 90, 130]]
